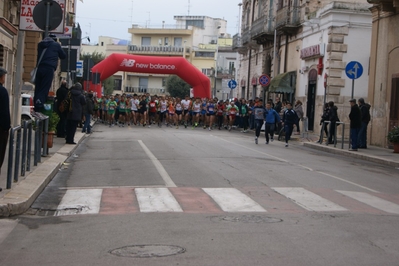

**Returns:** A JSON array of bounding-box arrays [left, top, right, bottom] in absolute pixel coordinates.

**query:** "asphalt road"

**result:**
[[0, 123, 398, 266]]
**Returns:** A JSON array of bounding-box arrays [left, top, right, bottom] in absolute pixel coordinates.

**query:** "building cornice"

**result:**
[[0, 17, 18, 36]]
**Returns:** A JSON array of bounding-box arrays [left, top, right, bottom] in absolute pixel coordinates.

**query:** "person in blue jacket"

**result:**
[[34, 34, 66, 112], [282, 102, 298, 147], [253, 99, 266, 144], [264, 102, 281, 144]]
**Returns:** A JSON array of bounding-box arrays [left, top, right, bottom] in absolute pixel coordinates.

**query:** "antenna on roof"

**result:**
[[188, 0, 191, 16]]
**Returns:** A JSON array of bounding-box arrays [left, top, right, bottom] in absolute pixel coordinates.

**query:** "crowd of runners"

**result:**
[[91, 93, 303, 147]]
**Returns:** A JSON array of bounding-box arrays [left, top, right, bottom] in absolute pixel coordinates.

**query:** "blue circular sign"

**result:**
[[259, 74, 271, 86], [345, 61, 363, 80], [228, 80, 237, 90]]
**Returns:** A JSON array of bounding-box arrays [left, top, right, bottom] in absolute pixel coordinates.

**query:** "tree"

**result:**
[[103, 76, 115, 95], [166, 75, 191, 98]]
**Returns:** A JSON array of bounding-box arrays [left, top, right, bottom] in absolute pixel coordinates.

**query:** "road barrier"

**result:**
[[5, 113, 49, 190], [319, 121, 346, 149]]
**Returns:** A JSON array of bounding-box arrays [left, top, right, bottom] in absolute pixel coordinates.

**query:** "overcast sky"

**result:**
[[76, 0, 241, 44]]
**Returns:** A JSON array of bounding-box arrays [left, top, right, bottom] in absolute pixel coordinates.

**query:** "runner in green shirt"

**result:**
[[107, 96, 117, 127]]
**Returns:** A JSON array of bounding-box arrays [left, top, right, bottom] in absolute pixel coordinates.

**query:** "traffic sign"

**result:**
[[32, 0, 63, 32], [259, 74, 271, 86], [228, 80, 237, 90], [345, 61, 363, 80]]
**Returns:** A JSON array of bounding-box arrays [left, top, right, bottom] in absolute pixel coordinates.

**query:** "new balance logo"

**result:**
[[120, 59, 136, 67]]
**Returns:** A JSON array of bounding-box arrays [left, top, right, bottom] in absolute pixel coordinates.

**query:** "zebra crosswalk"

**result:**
[[33, 187, 399, 217]]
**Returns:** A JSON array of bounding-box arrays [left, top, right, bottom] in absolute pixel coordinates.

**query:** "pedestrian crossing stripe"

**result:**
[[48, 187, 399, 216]]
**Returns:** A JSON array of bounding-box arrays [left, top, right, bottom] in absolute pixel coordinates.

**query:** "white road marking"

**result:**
[[135, 188, 183, 212], [56, 189, 103, 216], [217, 136, 379, 193], [318, 172, 379, 193], [337, 190, 399, 214], [138, 140, 177, 188], [203, 188, 267, 212], [272, 187, 348, 212]]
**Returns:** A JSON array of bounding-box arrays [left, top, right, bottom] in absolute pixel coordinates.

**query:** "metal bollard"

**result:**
[[33, 112, 49, 165], [21, 120, 33, 176], [6, 126, 22, 189], [301, 117, 309, 138], [334, 122, 345, 149]]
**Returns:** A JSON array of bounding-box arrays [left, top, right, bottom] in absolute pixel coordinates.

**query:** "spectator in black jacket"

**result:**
[[0, 67, 10, 192], [349, 99, 362, 151], [56, 79, 68, 138], [327, 101, 340, 144], [82, 92, 94, 134], [34, 35, 66, 112], [358, 98, 371, 148], [65, 83, 86, 144]]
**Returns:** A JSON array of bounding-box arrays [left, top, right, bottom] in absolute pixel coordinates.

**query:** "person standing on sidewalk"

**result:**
[[294, 100, 304, 135], [358, 98, 371, 149], [327, 101, 340, 144], [66, 83, 86, 144], [253, 99, 266, 144], [265, 103, 280, 144], [349, 99, 362, 151], [0, 68, 10, 192], [56, 79, 68, 138], [82, 92, 94, 133], [282, 102, 298, 147]]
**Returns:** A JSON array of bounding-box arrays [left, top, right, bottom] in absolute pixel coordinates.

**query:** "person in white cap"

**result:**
[[0, 67, 10, 192]]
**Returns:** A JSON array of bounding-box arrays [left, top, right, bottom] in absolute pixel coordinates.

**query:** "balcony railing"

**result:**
[[251, 17, 274, 39], [128, 45, 190, 54], [124, 87, 167, 95], [232, 34, 242, 49], [276, 6, 301, 30], [241, 26, 251, 44]]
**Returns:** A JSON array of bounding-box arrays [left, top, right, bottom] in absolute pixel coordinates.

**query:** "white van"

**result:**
[[21, 93, 34, 121]]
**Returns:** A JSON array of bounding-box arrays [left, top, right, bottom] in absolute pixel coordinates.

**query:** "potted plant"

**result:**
[[46, 112, 60, 148], [387, 126, 399, 153]]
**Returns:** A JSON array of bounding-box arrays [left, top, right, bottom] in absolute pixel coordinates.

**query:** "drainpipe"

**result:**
[[247, 49, 252, 99]]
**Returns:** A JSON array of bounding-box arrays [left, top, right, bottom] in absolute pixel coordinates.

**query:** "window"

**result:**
[[202, 69, 212, 76], [162, 78, 166, 87], [229, 62, 235, 75], [186, 20, 204, 29], [139, 77, 148, 93], [174, 37, 182, 47], [141, 37, 151, 46], [164, 37, 169, 46]]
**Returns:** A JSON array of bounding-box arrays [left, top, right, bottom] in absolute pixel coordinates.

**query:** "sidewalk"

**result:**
[[0, 128, 88, 217], [0, 126, 398, 217]]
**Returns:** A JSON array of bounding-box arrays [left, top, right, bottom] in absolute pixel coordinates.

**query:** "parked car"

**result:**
[[21, 93, 34, 121]]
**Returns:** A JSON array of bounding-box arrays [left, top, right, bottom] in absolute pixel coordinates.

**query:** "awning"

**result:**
[[268, 71, 296, 93]]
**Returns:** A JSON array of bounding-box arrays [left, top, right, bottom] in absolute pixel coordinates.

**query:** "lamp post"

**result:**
[[213, 26, 221, 98]]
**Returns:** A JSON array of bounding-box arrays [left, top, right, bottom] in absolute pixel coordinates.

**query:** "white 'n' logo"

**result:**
[[120, 59, 136, 67]]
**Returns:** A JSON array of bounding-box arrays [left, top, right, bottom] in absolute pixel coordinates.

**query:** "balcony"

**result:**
[[233, 34, 247, 55], [275, 6, 301, 33], [124, 87, 167, 95], [128, 45, 190, 55], [251, 16, 275, 45], [241, 26, 259, 49]]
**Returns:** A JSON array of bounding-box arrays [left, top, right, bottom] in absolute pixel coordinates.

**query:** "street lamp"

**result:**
[[213, 26, 221, 98]]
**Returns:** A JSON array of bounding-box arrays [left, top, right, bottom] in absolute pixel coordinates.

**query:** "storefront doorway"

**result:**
[[306, 69, 317, 131]]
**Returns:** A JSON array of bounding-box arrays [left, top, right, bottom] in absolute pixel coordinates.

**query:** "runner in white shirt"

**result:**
[[181, 95, 192, 128], [130, 94, 139, 125]]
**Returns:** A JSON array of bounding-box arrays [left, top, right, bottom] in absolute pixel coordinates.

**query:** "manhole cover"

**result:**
[[210, 215, 283, 223], [109, 245, 186, 258]]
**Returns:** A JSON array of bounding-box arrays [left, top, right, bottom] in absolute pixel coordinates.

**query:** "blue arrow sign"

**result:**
[[228, 80, 237, 89], [345, 61, 363, 80]]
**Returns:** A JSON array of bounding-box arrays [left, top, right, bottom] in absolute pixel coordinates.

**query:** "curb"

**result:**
[[303, 142, 399, 168], [0, 132, 86, 217]]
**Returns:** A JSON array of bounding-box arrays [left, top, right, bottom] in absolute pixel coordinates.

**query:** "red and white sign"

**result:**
[[300, 44, 325, 59], [19, 0, 65, 33]]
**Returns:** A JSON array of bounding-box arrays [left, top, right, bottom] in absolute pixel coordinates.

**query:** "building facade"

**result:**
[[235, 0, 372, 135], [367, 0, 399, 148]]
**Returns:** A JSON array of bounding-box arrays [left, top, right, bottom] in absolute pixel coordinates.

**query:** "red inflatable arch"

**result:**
[[91, 53, 211, 98]]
